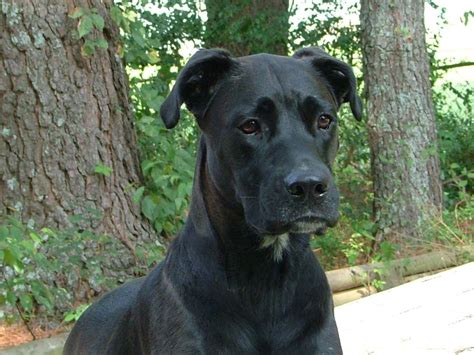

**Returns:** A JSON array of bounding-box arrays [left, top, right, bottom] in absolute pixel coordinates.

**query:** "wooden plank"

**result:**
[[402, 268, 452, 283], [335, 262, 474, 354]]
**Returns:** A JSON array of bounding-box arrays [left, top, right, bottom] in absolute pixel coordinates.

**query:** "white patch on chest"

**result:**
[[260, 233, 289, 262]]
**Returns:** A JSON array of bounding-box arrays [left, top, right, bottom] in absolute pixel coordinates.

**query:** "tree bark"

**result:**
[[0, 1, 154, 258], [205, 0, 289, 56], [360, 0, 442, 250]]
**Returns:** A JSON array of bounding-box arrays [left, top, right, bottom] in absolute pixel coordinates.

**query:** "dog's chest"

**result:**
[[191, 285, 315, 353], [196, 310, 314, 354]]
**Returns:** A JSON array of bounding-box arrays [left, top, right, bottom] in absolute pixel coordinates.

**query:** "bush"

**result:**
[[0, 216, 160, 322], [434, 82, 474, 208]]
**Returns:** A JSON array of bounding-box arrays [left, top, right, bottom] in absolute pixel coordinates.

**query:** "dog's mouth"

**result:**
[[287, 215, 333, 235], [251, 214, 336, 236]]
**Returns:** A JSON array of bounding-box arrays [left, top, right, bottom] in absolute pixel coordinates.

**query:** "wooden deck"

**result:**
[[335, 262, 474, 354]]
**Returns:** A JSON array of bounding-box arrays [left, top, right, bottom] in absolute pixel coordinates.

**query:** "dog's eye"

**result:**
[[239, 119, 261, 134], [317, 114, 333, 130]]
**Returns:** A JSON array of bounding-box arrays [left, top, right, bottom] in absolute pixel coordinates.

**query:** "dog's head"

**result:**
[[161, 48, 361, 236]]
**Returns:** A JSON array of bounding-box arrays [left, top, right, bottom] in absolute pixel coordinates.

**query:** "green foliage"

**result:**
[[311, 210, 375, 269], [69, 7, 86, 19], [434, 82, 474, 208], [64, 304, 90, 323], [69, 7, 108, 56], [94, 163, 113, 177], [0, 219, 54, 319], [461, 10, 474, 25], [110, 1, 203, 238], [369, 273, 386, 291], [289, 0, 361, 65], [205, 0, 289, 55], [0, 216, 153, 321], [135, 114, 196, 236]]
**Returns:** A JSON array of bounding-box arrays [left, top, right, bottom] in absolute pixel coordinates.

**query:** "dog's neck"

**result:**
[[187, 138, 310, 288]]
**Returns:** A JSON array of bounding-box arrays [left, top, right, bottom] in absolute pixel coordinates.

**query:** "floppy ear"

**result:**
[[160, 48, 237, 129], [293, 47, 362, 120]]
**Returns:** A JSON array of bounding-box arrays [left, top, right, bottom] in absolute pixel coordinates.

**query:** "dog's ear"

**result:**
[[293, 47, 362, 120], [160, 48, 237, 129]]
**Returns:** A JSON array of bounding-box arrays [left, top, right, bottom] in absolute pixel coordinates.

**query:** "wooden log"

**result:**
[[333, 286, 377, 307], [326, 246, 473, 293], [326, 263, 377, 293], [333, 269, 450, 308]]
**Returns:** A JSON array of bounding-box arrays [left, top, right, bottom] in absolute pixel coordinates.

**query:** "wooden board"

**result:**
[[335, 262, 474, 354]]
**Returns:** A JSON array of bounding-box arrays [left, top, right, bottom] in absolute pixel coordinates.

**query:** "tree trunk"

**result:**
[[205, 0, 289, 56], [360, 0, 442, 251], [0, 1, 154, 258]]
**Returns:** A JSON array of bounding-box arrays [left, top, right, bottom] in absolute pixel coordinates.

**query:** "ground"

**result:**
[[0, 322, 69, 349]]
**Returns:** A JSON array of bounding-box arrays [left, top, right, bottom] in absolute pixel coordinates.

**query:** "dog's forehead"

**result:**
[[205, 54, 337, 124], [238, 53, 305, 70], [228, 53, 332, 102]]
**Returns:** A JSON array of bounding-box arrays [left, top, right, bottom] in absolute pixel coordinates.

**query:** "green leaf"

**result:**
[[147, 50, 160, 64], [110, 6, 123, 25], [131, 27, 146, 48], [0, 226, 8, 239], [94, 164, 113, 177], [82, 39, 96, 56], [36, 295, 53, 310], [69, 214, 84, 225], [69, 7, 86, 19], [10, 226, 23, 240], [3, 249, 23, 271], [64, 312, 76, 322], [133, 187, 145, 204], [164, 221, 174, 233], [64, 304, 90, 322], [141, 196, 158, 221], [29, 232, 41, 243], [31, 281, 53, 310], [20, 239, 35, 254], [78, 15, 94, 38], [142, 160, 159, 173], [153, 221, 163, 234], [90, 14, 105, 31], [95, 38, 108, 49], [19, 294, 33, 312], [6, 291, 16, 305], [40, 227, 56, 237], [175, 197, 183, 210]]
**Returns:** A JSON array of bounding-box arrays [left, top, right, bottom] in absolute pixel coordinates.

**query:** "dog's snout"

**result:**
[[284, 171, 329, 199]]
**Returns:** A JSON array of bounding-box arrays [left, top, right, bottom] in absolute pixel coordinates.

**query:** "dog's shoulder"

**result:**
[[64, 277, 144, 354]]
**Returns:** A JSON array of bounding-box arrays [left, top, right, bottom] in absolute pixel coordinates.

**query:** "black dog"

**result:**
[[64, 47, 361, 354]]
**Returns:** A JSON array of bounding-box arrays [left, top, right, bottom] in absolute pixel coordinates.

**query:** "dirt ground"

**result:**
[[0, 322, 69, 350]]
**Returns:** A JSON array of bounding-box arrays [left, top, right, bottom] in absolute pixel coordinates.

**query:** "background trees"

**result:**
[[0, 0, 159, 321], [360, 0, 443, 252], [205, 0, 289, 55], [0, 1, 154, 248]]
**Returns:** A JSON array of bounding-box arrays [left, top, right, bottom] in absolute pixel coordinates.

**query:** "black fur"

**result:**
[[65, 47, 361, 354]]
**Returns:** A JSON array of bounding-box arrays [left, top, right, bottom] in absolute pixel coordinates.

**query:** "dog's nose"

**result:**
[[284, 171, 329, 199]]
